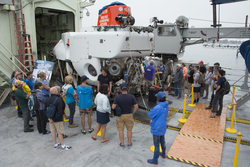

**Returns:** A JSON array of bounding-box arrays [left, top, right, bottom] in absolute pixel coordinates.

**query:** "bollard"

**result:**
[[97, 128, 106, 137], [226, 102, 237, 134], [178, 94, 187, 123], [228, 86, 236, 109], [188, 84, 196, 107], [62, 96, 69, 122], [150, 145, 162, 153], [155, 77, 157, 85], [233, 132, 242, 167]]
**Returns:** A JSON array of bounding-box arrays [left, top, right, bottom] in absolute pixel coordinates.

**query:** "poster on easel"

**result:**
[[32, 60, 54, 84]]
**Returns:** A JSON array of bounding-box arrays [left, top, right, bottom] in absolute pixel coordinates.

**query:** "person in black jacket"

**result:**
[[46, 87, 71, 150]]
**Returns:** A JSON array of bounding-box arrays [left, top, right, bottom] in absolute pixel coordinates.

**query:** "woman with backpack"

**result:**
[[32, 82, 50, 134], [62, 76, 78, 128], [210, 69, 226, 118]]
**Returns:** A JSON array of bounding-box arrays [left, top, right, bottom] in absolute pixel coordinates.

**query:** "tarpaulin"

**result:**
[[98, 1, 126, 15]]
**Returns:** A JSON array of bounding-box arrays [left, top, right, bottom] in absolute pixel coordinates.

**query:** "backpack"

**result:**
[[46, 97, 58, 119], [10, 91, 16, 100], [198, 72, 205, 87], [220, 78, 230, 95], [28, 95, 34, 111], [114, 105, 122, 117], [32, 92, 40, 111]]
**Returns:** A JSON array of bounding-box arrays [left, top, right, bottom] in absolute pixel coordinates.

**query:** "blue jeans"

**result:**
[[153, 135, 166, 160], [174, 83, 182, 98]]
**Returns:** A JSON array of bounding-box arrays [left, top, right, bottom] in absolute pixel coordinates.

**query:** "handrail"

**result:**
[[0, 42, 29, 75]]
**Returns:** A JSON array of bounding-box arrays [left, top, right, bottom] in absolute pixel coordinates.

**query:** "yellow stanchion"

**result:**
[[226, 102, 237, 134], [15, 106, 18, 110], [150, 145, 162, 153], [62, 96, 69, 122], [155, 77, 157, 85], [188, 84, 196, 107], [228, 86, 236, 109], [178, 94, 187, 123], [97, 128, 106, 137], [233, 132, 242, 167]]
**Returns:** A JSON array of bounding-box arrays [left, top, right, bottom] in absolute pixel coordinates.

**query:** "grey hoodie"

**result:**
[[174, 68, 183, 84], [32, 89, 47, 110]]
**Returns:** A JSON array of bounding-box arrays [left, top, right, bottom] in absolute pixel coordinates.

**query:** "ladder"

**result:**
[[13, 0, 34, 73], [22, 34, 34, 72]]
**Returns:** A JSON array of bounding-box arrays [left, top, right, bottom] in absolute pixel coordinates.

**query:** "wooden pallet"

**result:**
[[167, 104, 227, 167]]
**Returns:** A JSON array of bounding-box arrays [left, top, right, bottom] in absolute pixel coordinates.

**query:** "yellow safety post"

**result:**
[[188, 84, 196, 107], [155, 77, 157, 85], [15, 106, 18, 110], [178, 94, 187, 123], [97, 128, 106, 137], [150, 145, 162, 153], [62, 96, 69, 122], [233, 132, 242, 167], [226, 102, 237, 134], [228, 86, 236, 109]]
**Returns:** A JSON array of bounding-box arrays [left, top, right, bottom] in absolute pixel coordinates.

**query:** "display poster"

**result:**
[[32, 60, 54, 84]]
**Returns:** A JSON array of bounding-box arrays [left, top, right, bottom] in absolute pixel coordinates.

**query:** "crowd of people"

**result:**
[[10, 58, 226, 164]]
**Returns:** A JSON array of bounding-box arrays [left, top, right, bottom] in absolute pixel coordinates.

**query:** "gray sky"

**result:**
[[82, 0, 250, 28]]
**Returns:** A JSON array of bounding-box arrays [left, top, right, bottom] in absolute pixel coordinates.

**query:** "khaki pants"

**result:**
[[145, 80, 154, 89]]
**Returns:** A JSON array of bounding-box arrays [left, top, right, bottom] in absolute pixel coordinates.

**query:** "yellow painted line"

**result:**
[[226, 117, 250, 125], [166, 155, 210, 167], [179, 133, 223, 144], [169, 107, 192, 114]]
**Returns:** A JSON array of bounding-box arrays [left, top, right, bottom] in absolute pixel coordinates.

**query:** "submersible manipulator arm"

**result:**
[[180, 27, 250, 46]]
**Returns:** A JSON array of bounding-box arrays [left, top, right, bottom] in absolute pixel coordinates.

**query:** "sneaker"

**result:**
[[177, 97, 181, 99], [120, 143, 125, 149], [81, 129, 86, 134], [147, 159, 158, 165], [128, 143, 132, 149], [61, 145, 71, 150], [187, 95, 191, 98], [24, 129, 34, 133], [88, 128, 94, 133], [29, 117, 34, 121], [29, 125, 33, 128], [68, 124, 78, 128], [193, 99, 197, 103], [203, 96, 208, 99], [18, 115, 23, 118], [54, 143, 61, 149]]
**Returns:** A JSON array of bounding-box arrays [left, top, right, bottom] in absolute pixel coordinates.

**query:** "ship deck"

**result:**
[[0, 87, 250, 167]]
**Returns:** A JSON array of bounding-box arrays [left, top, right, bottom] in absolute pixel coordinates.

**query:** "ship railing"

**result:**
[[0, 42, 29, 77]]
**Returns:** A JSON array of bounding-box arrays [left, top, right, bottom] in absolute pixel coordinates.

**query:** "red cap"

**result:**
[[199, 61, 204, 64]]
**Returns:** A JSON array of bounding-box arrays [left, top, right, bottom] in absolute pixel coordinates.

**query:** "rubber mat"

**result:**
[[167, 104, 227, 167]]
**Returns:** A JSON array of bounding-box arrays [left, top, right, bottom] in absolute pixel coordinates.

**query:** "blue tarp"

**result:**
[[211, 0, 247, 5], [98, 1, 126, 15], [240, 40, 250, 73]]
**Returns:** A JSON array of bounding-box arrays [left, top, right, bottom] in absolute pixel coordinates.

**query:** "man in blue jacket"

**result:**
[[147, 91, 169, 165], [76, 76, 94, 134]]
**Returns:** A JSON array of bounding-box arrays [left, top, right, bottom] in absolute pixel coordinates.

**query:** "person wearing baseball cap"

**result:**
[[147, 91, 169, 165], [187, 64, 195, 97], [14, 80, 33, 132], [112, 83, 138, 149], [76, 75, 94, 134]]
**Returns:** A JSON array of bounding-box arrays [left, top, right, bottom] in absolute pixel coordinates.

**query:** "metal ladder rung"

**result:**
[[25, 53, 33, 56], [24, 47, 31, 50], [24, 41, 31, 43], [24, 59, 34, 62], [26, 66, 34, 68]]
